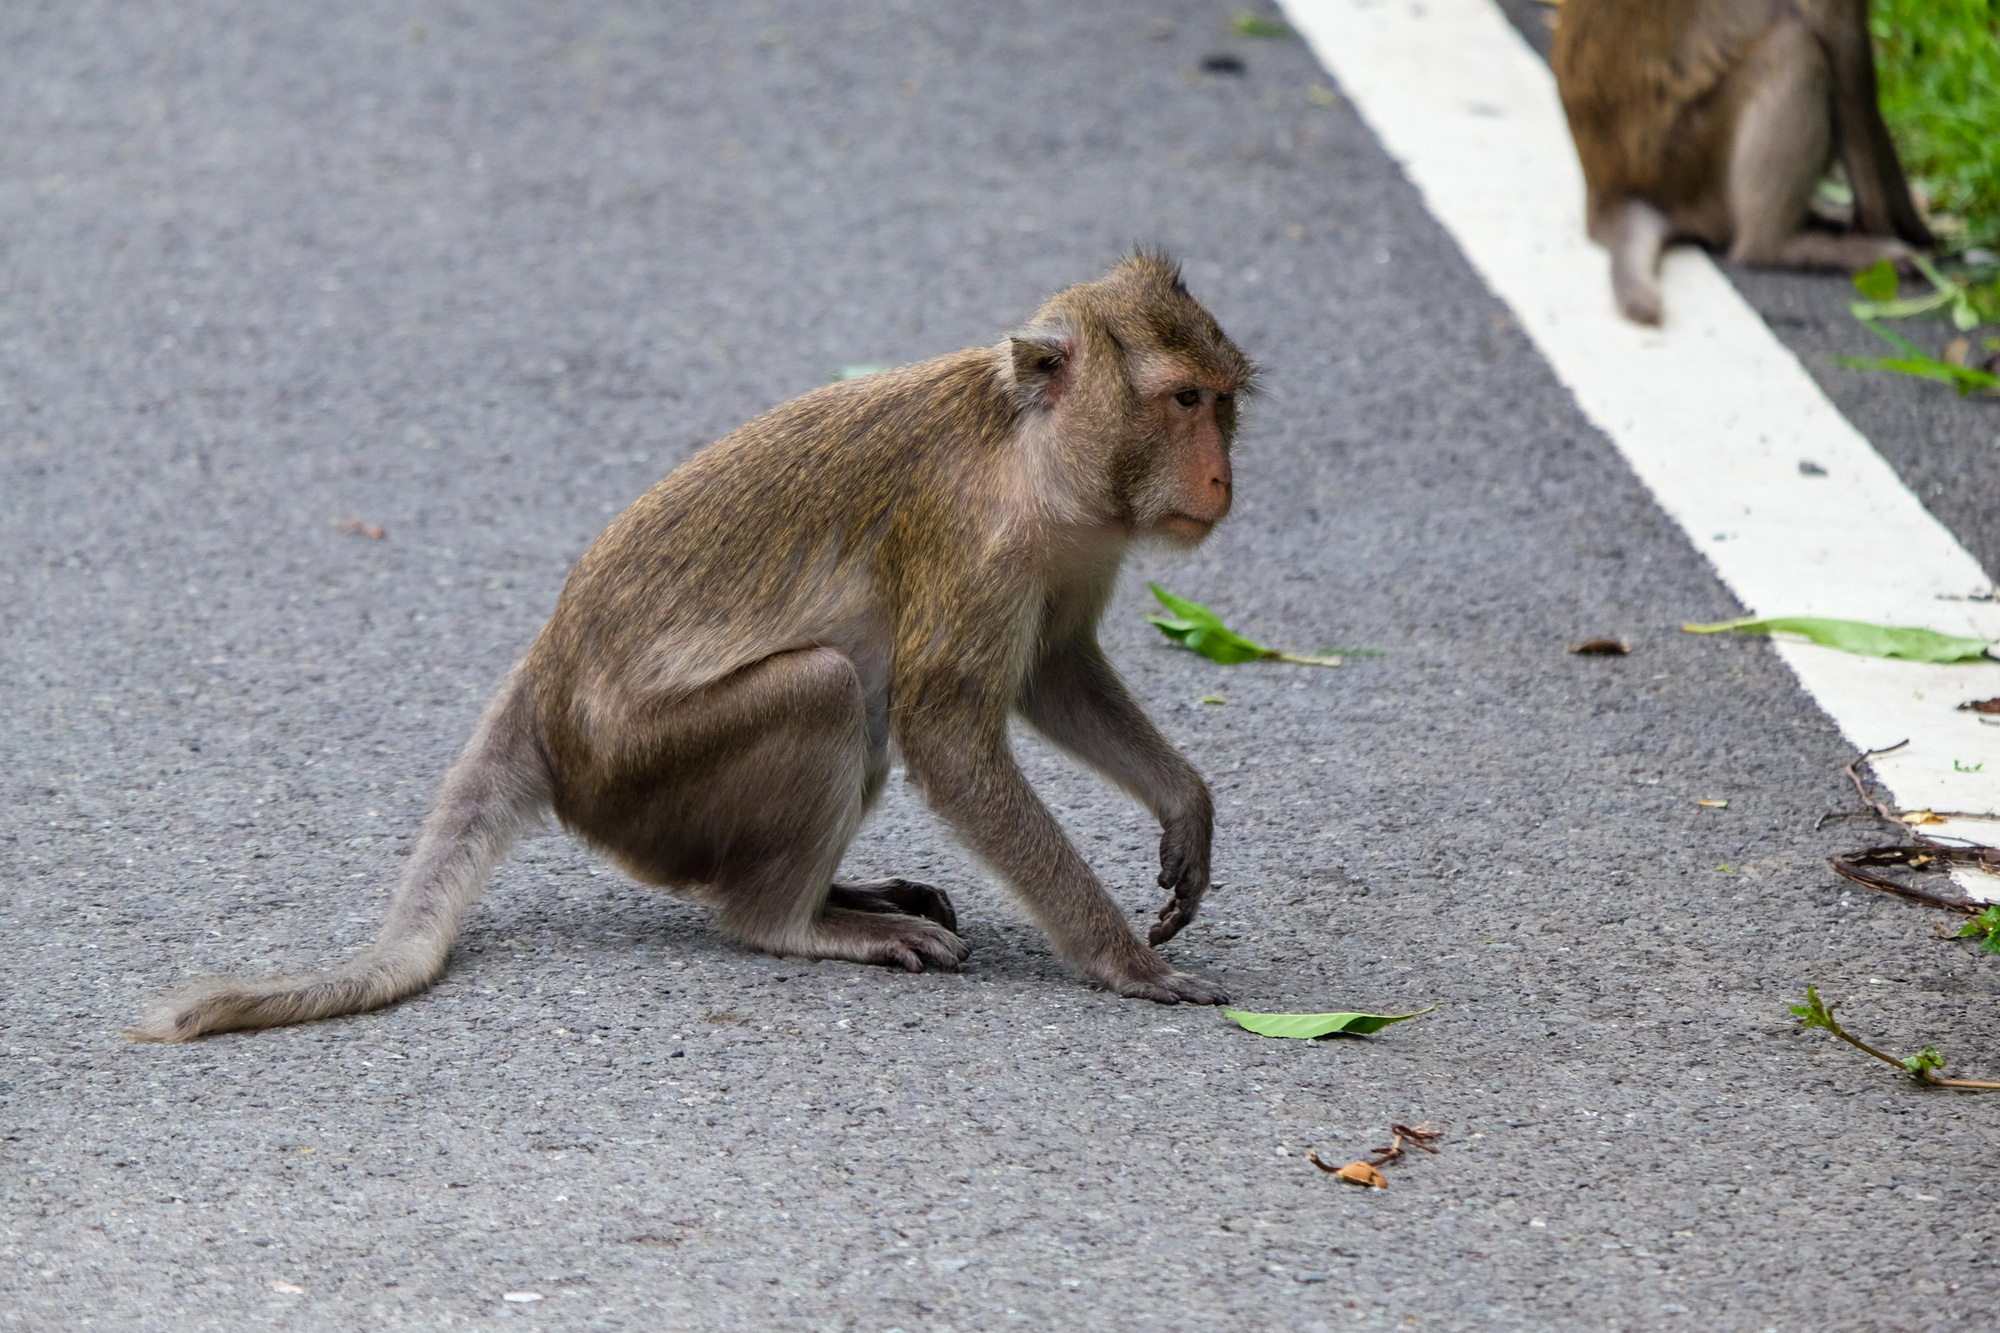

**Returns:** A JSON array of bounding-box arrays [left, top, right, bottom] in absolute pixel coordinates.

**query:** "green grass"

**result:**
[[1872, 0, 2000, 249]]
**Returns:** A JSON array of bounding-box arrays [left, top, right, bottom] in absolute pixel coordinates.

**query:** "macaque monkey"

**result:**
[[134, 254, 1253, 1042], [1551, 0, 1931, 325]]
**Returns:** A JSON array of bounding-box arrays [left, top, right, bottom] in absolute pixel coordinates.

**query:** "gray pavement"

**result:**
[[3, 3, 1996, 1330]]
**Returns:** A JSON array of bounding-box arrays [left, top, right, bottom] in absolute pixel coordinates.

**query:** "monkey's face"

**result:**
[[1125, 372, 1238, 547], [1019, 252, 1256, 546]]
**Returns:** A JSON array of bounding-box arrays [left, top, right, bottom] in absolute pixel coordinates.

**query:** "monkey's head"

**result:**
[[1007, 252, 1257, 548]]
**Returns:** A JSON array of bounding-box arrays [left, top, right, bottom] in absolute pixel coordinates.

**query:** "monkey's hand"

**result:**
[[1150, 811, 1211, 946]]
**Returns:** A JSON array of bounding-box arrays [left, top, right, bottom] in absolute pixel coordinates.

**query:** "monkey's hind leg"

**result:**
[[1594, 198, 1670, 326], [1724, 18, 1915, 274], [595, 648, 968, 974]]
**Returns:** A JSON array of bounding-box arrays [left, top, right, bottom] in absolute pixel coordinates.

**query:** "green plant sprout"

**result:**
[[1958, 905, 2000, 954], [1836, 258, 2000, 395], [1791, 985, 2000, 1089]]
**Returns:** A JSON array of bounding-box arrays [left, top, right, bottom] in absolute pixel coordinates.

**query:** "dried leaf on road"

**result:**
[[334, 517, 385, 539], [1959, 697, 2000, 714], [1568, 638, 1630, 655], [1333, 1161, 1387, 1188]]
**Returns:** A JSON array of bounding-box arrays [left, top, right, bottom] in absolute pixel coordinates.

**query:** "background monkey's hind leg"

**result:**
[[1725, 19, 1915, 272]]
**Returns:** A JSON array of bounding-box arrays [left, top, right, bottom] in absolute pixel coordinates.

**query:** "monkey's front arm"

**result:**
[[900, 664, 1224, 1008], [1015, 636, 1215, 946]]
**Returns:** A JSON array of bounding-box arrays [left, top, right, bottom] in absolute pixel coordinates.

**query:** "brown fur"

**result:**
[[1552, 0, 1931, 324], [133, 254, 1255, 1042]]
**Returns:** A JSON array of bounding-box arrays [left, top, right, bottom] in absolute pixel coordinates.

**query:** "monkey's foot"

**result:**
[[1094, 947, 1230, 1006], [828, 877, 958, 933], [807, 907, 971, 973]]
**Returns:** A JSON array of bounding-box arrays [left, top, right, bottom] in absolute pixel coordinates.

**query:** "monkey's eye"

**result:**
[[1173, 387, 1201, 408]]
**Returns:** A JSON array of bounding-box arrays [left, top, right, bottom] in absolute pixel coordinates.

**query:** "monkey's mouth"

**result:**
[[1157, 513, 1219, 539]]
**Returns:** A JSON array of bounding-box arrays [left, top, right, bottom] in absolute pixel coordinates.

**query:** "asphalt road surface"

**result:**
[[4, 3, 1996, 1330]]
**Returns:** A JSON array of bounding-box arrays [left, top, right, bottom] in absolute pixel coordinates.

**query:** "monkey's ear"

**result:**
[[1008, 334, 1073, 411]]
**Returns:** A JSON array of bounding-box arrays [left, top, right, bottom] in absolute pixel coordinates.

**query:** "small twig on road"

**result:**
[[1828, 845, 1987, 914], [1388, 1122, 1443, 1154], [1311, 1121, 1443, 1188], [1818, 742, 1999, 913], [1792, 985, 2000, 1091], [1816, 740, 1911, 829]]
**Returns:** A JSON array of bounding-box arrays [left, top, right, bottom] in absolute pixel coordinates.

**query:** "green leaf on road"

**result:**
[[1146, 585, 1343, 666], [1853, 258, 1900, 303], [1148, 585, 1276, 663], [1231, 13, 1295, 38], [1223, 1006, 1433, 1039], [1682, 616, 1996, 663]]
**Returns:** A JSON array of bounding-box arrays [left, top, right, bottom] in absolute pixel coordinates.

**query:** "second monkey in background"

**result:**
[[1552, 0, 1931, 325]]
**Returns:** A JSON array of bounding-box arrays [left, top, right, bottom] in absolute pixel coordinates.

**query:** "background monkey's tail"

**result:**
[[129, 665, 551, 1043], [1601, 197, 1669, 326]]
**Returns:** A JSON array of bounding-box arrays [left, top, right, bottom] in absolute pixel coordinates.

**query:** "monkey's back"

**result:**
[[526, 348, 1019, 777], [1552, 0, 1788, 206]]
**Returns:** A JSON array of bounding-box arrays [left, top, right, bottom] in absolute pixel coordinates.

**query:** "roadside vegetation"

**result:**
[[1834, 3, 2000, 393], [1872, 0, 2000, 252]]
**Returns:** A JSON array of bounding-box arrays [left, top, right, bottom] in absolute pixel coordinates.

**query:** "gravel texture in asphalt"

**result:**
[[3, 3, 1996, 1330]]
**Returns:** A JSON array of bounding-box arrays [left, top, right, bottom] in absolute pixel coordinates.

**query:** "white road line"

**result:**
[[1283, 0, 2000, 894]]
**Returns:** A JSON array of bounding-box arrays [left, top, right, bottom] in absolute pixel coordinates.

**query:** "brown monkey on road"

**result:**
[[134, 253, 1252, 1042], [1551, 0, 1931, 325]]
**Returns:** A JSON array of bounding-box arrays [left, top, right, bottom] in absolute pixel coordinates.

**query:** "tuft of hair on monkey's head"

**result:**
[[1006, 251, 1258, 420]]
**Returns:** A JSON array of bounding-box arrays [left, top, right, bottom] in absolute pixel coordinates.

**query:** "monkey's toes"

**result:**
[[896, 923, 971, 972], [1109, 967, 1229, 1007], [874, 928, 968, 973], [817, 908, 970, 973]]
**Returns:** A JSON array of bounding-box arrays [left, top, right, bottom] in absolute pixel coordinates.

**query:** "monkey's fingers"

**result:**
[[1149, 896, 1193, 946], [875, 879, 958, 934], [829, 877, 959, 933]]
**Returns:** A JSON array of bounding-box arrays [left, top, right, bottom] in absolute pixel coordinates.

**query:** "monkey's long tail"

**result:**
[[1603, 197, 1669, 327], [129, 665, 551, 1043]]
